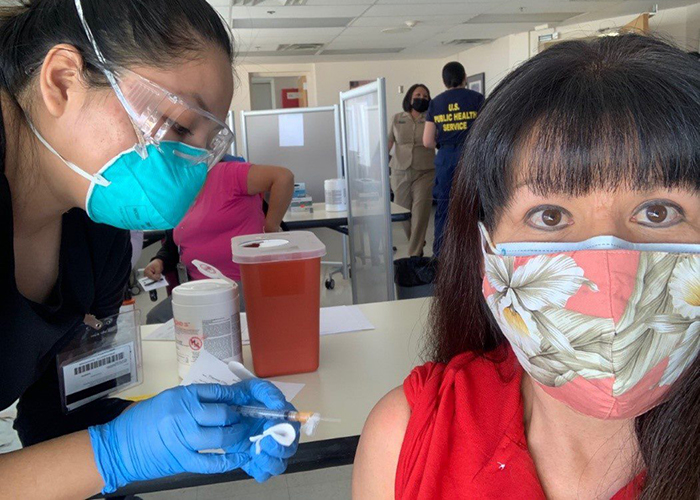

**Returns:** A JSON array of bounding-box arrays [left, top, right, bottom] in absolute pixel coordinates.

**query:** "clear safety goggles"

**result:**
[[109, 67, 233, 168], [74, 0, 233, 169]]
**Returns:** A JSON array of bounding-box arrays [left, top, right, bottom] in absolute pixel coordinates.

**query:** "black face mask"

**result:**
[[411, 98, 429, 113]]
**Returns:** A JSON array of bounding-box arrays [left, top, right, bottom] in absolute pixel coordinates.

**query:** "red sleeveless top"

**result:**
[[395, 347, 645, 499]]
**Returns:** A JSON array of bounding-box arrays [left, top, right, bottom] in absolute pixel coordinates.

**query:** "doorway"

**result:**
[[249, 74, 309, 111], [250, 78, 275, 111]]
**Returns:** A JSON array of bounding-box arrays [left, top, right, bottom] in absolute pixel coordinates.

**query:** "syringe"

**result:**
[[230, 404, 339, 424], [230, 404, 340, 435]]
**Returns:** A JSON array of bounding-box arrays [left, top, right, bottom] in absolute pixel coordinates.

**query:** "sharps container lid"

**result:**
[[231, 231, 326, 264], [172, 279, 237, 306]]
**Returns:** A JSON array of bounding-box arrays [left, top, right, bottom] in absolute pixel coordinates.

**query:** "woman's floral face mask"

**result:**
[[479, 224, 700, 419]]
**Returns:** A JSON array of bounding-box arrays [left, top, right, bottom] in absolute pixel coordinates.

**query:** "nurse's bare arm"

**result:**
[[0, 430, 104, 499], [423, 121, 437, 149], [352, 387, 411, 500], [247, 164, 295, 232]]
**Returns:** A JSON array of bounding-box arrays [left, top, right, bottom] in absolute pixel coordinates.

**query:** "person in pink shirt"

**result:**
[[144, 160, 294, 322]]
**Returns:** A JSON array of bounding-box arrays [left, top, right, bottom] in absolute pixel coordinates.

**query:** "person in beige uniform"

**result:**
[[388, 84, 436, 257]]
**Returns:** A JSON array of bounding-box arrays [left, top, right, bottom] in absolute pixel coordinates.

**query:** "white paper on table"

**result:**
[[181, 349, 305, 402], [320, 306, 374, 335], [138, 275, 169, 292], [239, 306, 374, 346], [278, 113, 304, 147], [144, 318, 175, 341], [269, 381, 304, 402]]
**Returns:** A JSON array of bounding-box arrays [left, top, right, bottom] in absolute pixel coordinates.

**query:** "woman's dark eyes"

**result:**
[[524, 201, 685, 231], [172, 123, 193, 137], [632, 202, 684, 228], [526, 206, 571, 231]]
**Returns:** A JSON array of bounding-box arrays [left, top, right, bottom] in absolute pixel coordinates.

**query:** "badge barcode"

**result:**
[[74, 352, 125, 375]]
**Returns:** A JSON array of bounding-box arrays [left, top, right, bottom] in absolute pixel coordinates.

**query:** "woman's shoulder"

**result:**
[[403, 347, 518, 410], [353, 347, 520, 499], [212, 160, 252, 177], [207, 161, 253, 195], [353, 386, 411, 499]]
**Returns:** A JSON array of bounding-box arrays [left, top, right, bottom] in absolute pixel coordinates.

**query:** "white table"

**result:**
[[283, 202, 410, 231], [110, 298, 430, 497]]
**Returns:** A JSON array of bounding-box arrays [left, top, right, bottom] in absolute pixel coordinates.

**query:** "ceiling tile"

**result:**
[[465, 13, 584, 24], [303, 0, 376, 4], [363, 3, 494, 17], [337, 25, 450, 37], [350, 15, 474, 27], [485, 1, 620, 15], [233, 27, 345, 40], [436, 22, 546, 40], [230, 0, 374, 4], [231, 17, 354, 28], [326, 36, 431, 49], [376, 0, 505, 4], [230, 5, 367, 18]]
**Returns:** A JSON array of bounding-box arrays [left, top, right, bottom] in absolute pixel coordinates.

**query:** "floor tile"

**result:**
[[288, 479, 351, 500], [139, 486, 198, 500], [285, 465, 353, 489], [196, 476, 288, 500], [229, 488, 290, 500]]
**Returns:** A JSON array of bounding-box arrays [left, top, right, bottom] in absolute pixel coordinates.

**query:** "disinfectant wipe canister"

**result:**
[[232, 232, 326, 378], [324, 178, 347, 212], [171, 279, 242, 379]]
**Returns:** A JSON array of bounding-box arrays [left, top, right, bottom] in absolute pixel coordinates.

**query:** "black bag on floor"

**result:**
[[393, 257, 438, 299]]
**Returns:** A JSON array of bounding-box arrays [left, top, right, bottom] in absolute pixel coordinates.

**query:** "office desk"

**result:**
[[106, 298, 430, 497]]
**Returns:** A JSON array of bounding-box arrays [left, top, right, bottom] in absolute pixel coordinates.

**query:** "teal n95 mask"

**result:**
[[30, 124, 208, 230]]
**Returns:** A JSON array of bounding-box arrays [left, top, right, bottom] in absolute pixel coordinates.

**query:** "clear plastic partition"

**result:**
[[340, 79, 395, 304]]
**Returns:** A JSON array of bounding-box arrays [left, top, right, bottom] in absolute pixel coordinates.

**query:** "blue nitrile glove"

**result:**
[[224, 400, 301, 483], [88, 380, 293, 493]]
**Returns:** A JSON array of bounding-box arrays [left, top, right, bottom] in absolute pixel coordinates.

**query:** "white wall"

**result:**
[[314, 58, 446, 114]]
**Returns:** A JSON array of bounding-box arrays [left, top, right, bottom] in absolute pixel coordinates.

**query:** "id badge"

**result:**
[[177, 262, 189, 285], [56, 309, 143, 413]]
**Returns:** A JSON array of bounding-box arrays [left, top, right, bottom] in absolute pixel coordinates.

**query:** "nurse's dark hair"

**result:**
[[402, 84, 430, 112], [0, 0, 233, 97], [442, 61, 466, 88], [429, 34, 699, 499]]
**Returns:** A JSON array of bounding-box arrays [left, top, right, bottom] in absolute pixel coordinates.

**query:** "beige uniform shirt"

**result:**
[[388, 111, 436, 171]]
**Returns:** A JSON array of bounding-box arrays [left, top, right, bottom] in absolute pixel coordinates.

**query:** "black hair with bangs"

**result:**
[[475, 34, 700, 228], [430, 34, 699, 500]]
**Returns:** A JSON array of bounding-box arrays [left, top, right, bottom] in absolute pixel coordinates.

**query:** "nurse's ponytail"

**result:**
[[0, 0, 233, 99]]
